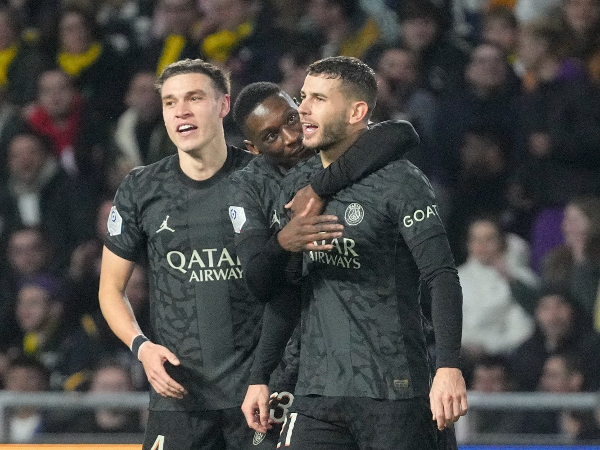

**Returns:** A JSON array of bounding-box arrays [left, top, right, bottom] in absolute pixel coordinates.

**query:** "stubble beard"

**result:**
[[308, 116, 348, 152]]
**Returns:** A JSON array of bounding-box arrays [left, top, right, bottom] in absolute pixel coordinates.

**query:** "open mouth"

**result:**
[[177, 124, 198, 134], [302, 123, 318, 136]]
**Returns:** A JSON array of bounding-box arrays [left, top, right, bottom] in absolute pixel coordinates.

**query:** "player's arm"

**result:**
[[289, 120, 420, 216], [392, 169, 467, 431], [233, 187, 342, 301], [410, 235, 467, 430], [242, 286, 301, 433], [99, 247, 187, 399]]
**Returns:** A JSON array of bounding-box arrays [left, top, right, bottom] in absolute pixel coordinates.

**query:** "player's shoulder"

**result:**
[[118, 154, 177, 190], [365, 159, 435, 199], [283, 154, 320, 186], [230, 155, 274, 180], [375, 158, 428, 183], [228, 145, 254, 170]]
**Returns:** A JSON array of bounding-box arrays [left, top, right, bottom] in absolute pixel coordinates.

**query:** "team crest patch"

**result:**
[[344, 203, 364, 226], [253, 431, 266, 445]]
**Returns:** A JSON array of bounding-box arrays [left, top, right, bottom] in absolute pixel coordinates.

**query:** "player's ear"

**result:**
[[219, 94, 231, 118], [348, 100, 369, 125], [244, 140, 260, 155]]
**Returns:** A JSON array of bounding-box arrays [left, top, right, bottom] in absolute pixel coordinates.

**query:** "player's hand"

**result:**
[[138, 341, 188, 399], [278, 198, 343, 252], [241, 384, 271, 433], [429, 367, 468, 430], [286, 184, 325, 218]]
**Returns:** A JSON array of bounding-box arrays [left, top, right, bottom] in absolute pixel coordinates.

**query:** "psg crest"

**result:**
[[344, 203, 364, 226]]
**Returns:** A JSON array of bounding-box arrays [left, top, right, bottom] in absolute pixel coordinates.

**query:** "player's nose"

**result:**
[[282, 127, 301, 147]]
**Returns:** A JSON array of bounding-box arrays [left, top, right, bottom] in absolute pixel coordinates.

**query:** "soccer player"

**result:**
[[99, 59, 270, 450], [228, 82, 420, 437], [274, 56, 468, 449]]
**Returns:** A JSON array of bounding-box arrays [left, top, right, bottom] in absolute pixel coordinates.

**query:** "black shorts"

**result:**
[[143, 408, 279, 450], [277, 396, 437, 450]]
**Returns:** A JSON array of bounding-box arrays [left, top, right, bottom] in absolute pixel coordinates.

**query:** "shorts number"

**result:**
[[279, 413, 297, 447], [151, 435, 164, 450], [269, 391, 295, 423]]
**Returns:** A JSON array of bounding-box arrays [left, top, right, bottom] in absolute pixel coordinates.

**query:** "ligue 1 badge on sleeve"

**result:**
[[229, 206, 247, 233], [107, 206, 123, 236]]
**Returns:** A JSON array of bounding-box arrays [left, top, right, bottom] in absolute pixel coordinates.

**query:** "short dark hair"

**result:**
[[233, 82, 283, 132], [307, 56, 377, 118], [156, 58, 230, 95]]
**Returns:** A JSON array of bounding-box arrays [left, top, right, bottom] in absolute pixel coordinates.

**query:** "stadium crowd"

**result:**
[[0, 0, 600, 444]]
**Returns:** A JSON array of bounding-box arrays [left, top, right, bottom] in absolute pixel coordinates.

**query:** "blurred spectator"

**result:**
[[0, 5, 51, 106], [433, 42, 520, 211], [25, 68, 110, 187], [0, 86, 26, 187], [0, 132, 97, 269], [455, 355, 522, 442], [1, 357, 55, 443], [6, 227, 53, 278], [8, 0, 61, 38], [526, 353, 586, 435], [304, 0, 382, 60], [0, 227, 53, 352], [277, 35, 321, 100], [96, 0, 153, 53], [510, 19, 600, 267], [514, 0, 562, 24], [68, 358, 144, 433], [53, 6, 130, 118], [110, 70, 175, 169], [481, 6, 520, 68], [12, 275, 101, 391], [147, 0, 201, 75], [543, 197, 600, 323], [224, 0, 289, 93], [558, 0, 600, 85], [370, 45, 438, 170], [395, 0, 469, 96], [459, 216, 537, 362], [201, 0, 258, 65], [510, 288, 600, 391]]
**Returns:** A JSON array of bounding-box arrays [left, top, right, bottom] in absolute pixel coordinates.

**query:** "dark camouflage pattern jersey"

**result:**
[[228, 156, 285, 253], [279, 154, 450, 400], [105, 147, 264, 411]]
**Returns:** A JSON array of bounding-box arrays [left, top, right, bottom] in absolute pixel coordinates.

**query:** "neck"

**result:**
[[178, 133, 228, 181], [319, 125, 367, 168]]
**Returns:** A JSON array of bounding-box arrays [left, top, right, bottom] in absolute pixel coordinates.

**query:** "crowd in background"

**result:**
[[0, 0, 600, 444]]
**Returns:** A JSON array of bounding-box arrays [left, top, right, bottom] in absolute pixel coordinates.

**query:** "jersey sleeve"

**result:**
[[310, 120, 420, 198], [103, 169, 145, 261], [228, 171, 292, 302], [388, 164, 447, 250], [388, 165, 463, 368], [228, 171, 271, 241]]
